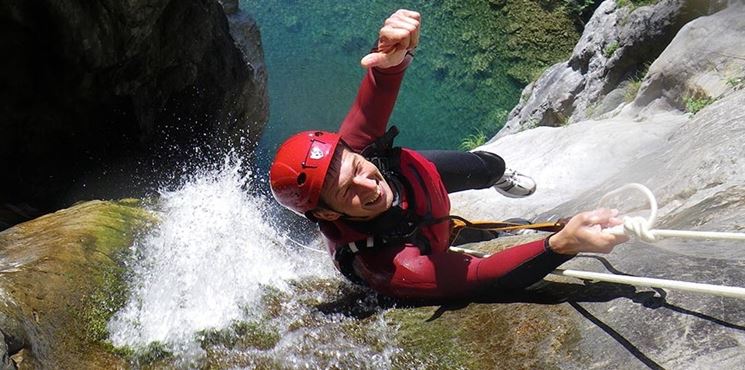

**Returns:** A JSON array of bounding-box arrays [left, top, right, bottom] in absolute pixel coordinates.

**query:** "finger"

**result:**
[[601, 216, 624, 228], [410, 28, 420, 49], [383, 19, 418, 33], [589, 231, 628, 250], [386, 13, 420, 29], [586, 208, 616, 225], [397, 12, 421, 48], [378, 26, 412, 45], [360, 52, 387, 68], [393, 9, 421, 20]]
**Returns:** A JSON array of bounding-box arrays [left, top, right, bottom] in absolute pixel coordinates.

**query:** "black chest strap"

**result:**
[[361, 126, 401, 177]]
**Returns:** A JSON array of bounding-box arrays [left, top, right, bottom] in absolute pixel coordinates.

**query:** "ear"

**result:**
[[312, 208, 341, 221]]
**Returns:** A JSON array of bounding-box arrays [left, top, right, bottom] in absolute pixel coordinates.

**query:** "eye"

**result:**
[[354, 157, 364, 174]]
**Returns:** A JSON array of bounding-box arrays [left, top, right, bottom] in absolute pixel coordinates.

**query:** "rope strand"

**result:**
[[451, 183, 745, 299], [600, 183, 745, 242]]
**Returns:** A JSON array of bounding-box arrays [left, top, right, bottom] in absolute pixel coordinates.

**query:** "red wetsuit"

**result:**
[[319, 54, 572, 300]]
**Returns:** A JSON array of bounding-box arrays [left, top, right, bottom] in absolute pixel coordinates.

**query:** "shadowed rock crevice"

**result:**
[[0, 0, 268, 229]]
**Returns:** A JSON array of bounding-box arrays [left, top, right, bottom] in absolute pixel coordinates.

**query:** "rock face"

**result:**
[[0, 200, 154, 369], [451, 4, 745, 367], [0, 0, 268, 226], [630, 2, 745, 116], [495, 0, 712, 139]]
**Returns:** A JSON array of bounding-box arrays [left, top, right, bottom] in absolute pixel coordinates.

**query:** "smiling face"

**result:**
[[314, 146, 394, 221]]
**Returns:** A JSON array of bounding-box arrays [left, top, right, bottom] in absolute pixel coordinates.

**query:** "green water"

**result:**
[[244, 0, 580, 155]]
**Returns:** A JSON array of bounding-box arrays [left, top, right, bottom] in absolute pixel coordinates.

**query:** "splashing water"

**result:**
[[107, 156, 402, 367]]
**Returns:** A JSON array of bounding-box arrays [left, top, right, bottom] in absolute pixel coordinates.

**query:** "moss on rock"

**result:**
[[0, 200, 156, 369]]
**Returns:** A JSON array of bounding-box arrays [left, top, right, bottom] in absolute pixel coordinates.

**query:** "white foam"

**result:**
[[107, 155, 337, 359]]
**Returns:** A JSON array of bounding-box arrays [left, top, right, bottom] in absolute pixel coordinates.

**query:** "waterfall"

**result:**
[[107, 155, 401, 367]]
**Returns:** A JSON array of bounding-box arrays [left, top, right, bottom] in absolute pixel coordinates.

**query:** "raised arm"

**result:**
[[339, 10, 421, 151]]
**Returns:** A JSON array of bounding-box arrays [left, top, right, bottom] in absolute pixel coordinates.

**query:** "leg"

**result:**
[[419, 150, 505, 194]]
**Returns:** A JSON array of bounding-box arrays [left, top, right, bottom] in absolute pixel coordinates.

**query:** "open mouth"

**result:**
[[364, 184, 382, 207]]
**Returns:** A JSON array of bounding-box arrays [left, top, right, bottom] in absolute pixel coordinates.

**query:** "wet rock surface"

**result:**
[[0, 200, 154, 369]]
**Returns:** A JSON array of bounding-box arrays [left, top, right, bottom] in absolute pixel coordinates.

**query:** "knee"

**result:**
[[473, 151, 506, 183]]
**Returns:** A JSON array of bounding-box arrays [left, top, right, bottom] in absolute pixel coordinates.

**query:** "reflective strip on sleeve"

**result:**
[[348, 242, 359, 253]]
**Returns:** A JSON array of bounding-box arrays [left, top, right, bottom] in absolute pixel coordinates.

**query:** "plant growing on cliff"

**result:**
[[562, 0, 599, 27], [624, 79, 642, 103], [523, 118, 540, 131], [603, 41, 620, 58], [460, 131, 488, 150], [684, 95, 716, 115], [616, 0, 659, 9], [624, 65, 650, 103], [726, 76, 744, 90]]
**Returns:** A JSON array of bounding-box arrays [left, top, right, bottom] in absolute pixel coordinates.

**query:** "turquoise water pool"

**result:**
[[244, 0, 579, 158]]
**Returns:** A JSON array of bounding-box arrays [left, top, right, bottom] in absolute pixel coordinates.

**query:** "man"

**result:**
[[270, 10, 628, 300]]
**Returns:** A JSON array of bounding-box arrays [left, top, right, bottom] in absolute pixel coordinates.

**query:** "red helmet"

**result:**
[[269, 131, 342, 217]]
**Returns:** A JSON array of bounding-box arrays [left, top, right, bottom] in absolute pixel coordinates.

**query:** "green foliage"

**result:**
[[82, 265, 129, 342], [247, 0, 584, 149], [622, 63, 651, 103], [624, 79, 642, 103], [684, 95, 715, 114], [460, 131, 488, 150], [137, 342, 173, 364], [198, 321, 280, 351], [603, 41, 620, 57], [617, 0, 659, 9], [564, 0, 596, 13], [726, 76, 745, 90], [563, 0, 598, 25]]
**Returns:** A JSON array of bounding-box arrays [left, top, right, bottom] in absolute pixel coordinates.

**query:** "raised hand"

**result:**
[[360, 9, 421, 69]]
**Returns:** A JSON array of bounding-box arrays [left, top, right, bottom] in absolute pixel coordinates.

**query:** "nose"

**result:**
[[352, 174, 378, 193]]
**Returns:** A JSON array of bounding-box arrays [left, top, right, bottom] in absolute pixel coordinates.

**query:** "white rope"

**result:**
[[567, 183, 745, 298], [553, 269, 745, 299], [285, 236, 327, 254], [599, 183, 745, 242], [450, 183, 745, 299], [450, 244, 745, 299]]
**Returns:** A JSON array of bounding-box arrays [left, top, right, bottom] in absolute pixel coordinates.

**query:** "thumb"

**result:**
[[360, 52, 387, 68]]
